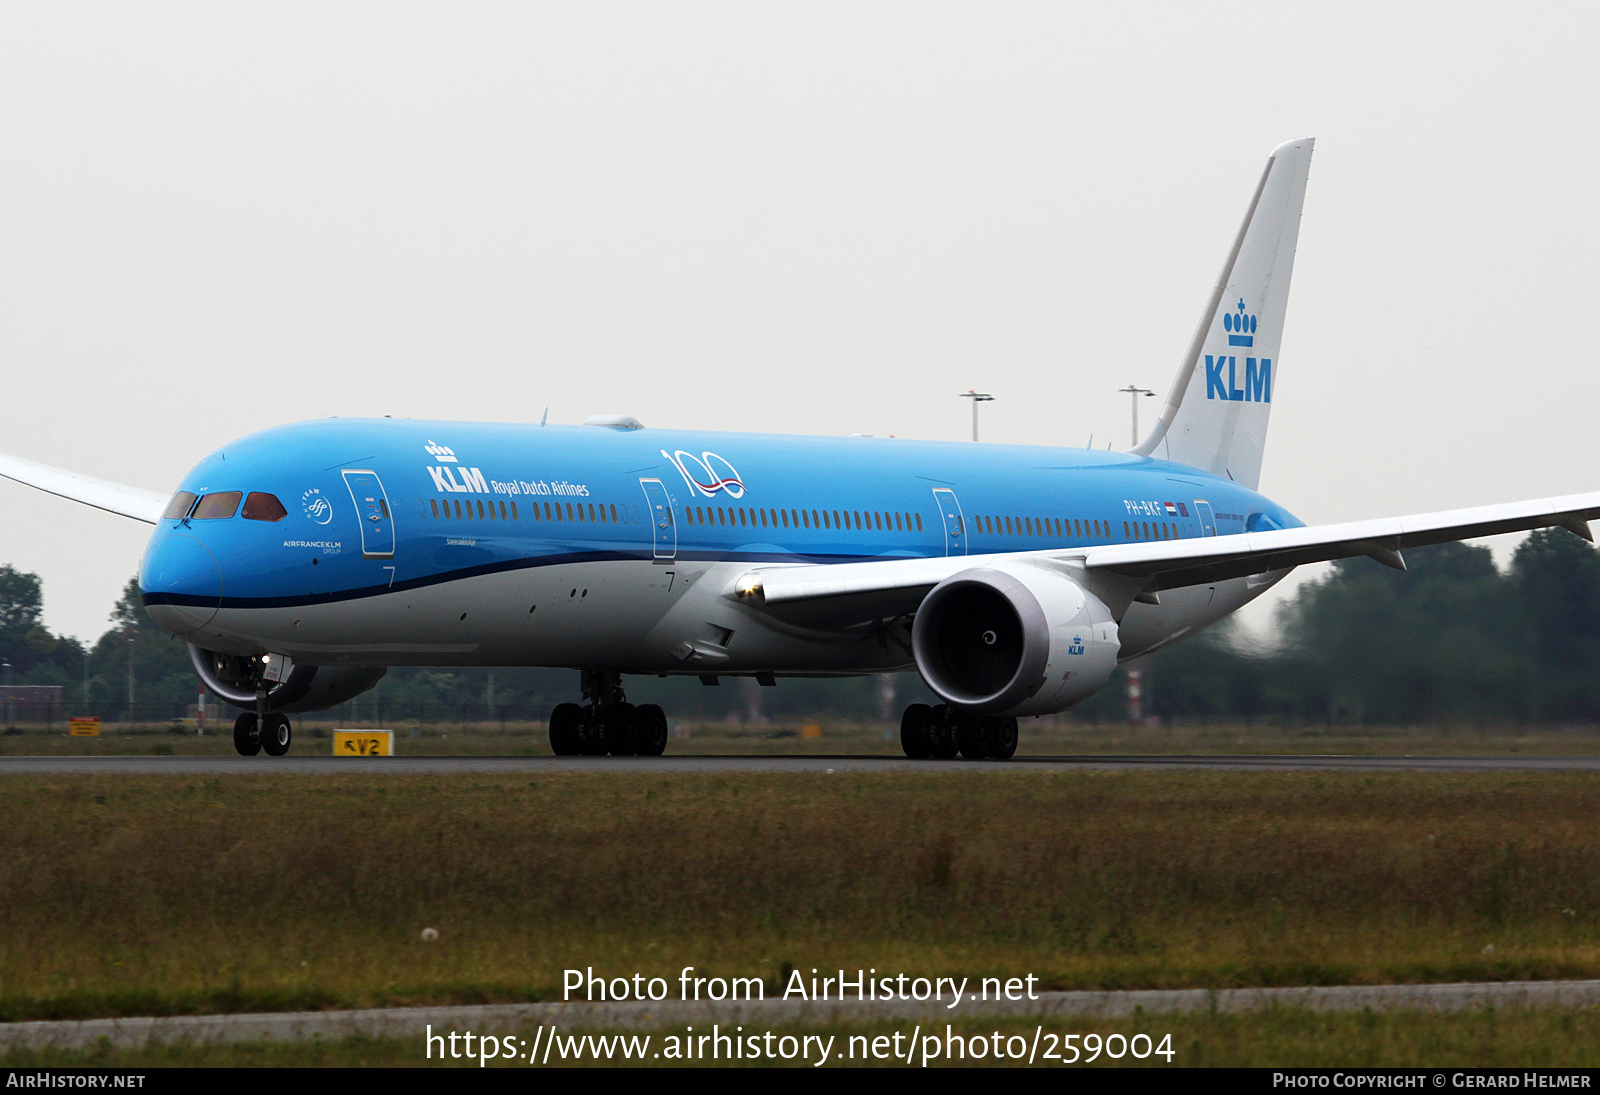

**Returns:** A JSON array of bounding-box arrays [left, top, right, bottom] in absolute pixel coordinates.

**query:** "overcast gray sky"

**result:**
[[2, 2, 1595, 642]]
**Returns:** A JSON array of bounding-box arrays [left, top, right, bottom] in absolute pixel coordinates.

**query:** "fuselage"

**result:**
[[139, 418, 1302, 675]]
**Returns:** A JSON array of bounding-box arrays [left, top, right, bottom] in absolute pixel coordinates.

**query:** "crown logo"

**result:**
[[1223, 299, 1256, 347], [424, 440, 458, 463]]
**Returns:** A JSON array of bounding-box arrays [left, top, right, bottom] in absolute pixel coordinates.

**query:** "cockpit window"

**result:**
[[242, 492, 288, 522], [163, 492, 197, 520], [192, 491, 242, 519]]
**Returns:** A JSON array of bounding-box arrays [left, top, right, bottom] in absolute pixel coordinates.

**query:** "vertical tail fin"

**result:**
[[1131, 137, 1314, 489]]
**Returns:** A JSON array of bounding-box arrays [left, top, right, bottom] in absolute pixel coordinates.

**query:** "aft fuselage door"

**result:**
[[1193, 499, 1217, 537], [932, 487, 967, 556], [342, 470, 396, 558], [639, 478, 676, 561]]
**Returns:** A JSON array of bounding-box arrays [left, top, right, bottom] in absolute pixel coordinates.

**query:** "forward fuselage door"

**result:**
[[1193, 499, 1217, 537], [342, 470, 396, 558], [932, 487, 967, 556], [639, 478, 676, 561]]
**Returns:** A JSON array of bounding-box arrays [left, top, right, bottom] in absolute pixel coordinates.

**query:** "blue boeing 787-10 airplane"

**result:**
[[3, 137, 1596, 759]]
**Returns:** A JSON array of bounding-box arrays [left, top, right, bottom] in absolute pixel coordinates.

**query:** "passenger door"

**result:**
[[1193, 499, 1217, 537], [639, 478, 676, 562], [342, 470, 396, 558], [932, 488, 967, 556]]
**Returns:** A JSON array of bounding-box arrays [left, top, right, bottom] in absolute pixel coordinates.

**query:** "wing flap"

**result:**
[[0, 451, 168, 524]]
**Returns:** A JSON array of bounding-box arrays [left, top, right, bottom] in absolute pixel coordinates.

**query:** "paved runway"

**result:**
[[3, 980, 1598, 1050], [3, 753, 1600, 774]]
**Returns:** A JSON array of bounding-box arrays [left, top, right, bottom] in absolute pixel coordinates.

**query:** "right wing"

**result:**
[[733, 490, 1600, 628], [0, 450, 168, 524]]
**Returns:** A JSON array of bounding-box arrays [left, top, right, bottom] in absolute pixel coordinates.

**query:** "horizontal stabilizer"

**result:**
[[0, 451, 167, 524]]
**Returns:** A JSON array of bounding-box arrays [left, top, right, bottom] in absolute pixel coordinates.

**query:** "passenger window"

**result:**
[[802, 511, 811, 529], [914, 514, 922, 532], [511, 501, 519, 520], [381, 499, 390, 519], [430, 498, 439, 518], [163, 492, 198, 520], [781, 510, 789, 528], [610, 504, 618, 523], [241, 493, 287, 522], [833, 510, 841, 529], [193, 492, 242, 519], [760, 509, 768, 528]]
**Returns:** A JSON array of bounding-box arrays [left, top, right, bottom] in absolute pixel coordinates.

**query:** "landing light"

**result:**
[[734, 575, 764, 601]]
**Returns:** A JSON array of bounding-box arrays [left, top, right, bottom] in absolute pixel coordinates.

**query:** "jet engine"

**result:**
[[910, 564, 1120, 716], [187, 645, 387, 714]]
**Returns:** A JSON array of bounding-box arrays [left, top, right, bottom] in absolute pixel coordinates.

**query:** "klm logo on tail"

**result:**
[[1205, 300, 1271, 403]]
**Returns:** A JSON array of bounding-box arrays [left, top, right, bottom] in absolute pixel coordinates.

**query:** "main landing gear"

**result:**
[[899, 703, 1017, 760], [233, 711, 294, 757], [549, 669, 669, 757]]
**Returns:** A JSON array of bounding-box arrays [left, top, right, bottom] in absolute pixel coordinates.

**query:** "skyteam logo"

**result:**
[[301, 487, 333, 525], [424, 440, 458, 463], [663, 450, 746, 499], [1205, 298, 1271, 403]]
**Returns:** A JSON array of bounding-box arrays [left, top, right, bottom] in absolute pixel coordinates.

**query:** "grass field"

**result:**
[[4, 717, 1600, 756], [2, 767, 1600, 1029]]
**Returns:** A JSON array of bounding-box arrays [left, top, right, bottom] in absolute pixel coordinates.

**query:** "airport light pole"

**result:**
[[1119, 385, 1156, 447], [959, 390, 994, 441], [2, 660, 11, 728]]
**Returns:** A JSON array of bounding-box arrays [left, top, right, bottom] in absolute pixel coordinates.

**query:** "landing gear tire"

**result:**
[[261, 713, 292, 757], [635, 704, 668, 756], [549, 702, 583, 756], [604, 702, 640, 756], [900, 703, 934, 759], [232, 712, 261, 757], [927, 704, 960, 759], [577, 704, 608, 755], [987, 717, 1018, 760], [956, 712, 989, 760]]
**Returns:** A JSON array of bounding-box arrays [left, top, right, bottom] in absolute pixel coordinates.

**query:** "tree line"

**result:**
[[2, 525, 1596, 725]]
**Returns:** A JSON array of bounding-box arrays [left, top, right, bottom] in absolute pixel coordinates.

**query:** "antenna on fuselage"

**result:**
[[540, 407, 548, 427]]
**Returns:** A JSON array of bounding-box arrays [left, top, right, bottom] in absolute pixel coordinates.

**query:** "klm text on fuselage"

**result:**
[[1204, 356, 1272, 402]]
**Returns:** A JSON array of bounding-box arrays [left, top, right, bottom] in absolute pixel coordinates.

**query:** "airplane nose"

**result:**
[[140, 533, 223, 633]]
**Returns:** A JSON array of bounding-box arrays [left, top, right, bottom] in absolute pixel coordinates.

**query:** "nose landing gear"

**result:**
[[549, 670, 671, 758], [900, 703, 1017, 760]]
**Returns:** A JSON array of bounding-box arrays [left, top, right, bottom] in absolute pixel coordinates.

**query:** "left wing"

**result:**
[[732, 491, 1600, 625], [0, 450, 169, 524]]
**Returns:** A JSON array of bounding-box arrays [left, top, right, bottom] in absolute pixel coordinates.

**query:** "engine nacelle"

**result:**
[[188, 646, 387, 714], [910, 564, 1120, 716]]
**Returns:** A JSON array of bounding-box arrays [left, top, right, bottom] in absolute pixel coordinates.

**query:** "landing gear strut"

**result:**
[[900, 703, 1016, 760], [549, 669, 669, 758]]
